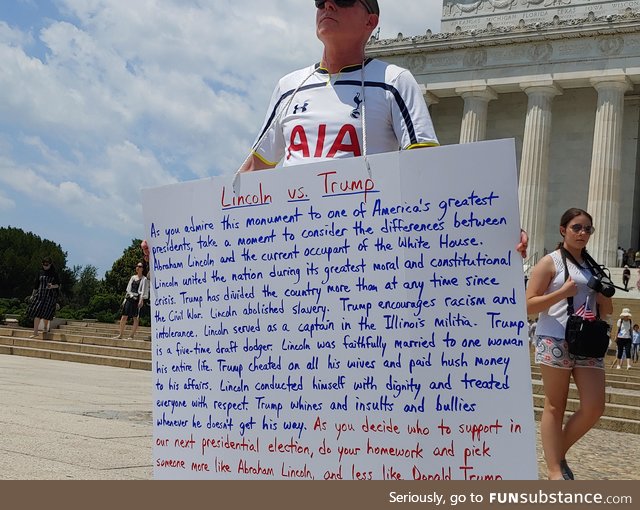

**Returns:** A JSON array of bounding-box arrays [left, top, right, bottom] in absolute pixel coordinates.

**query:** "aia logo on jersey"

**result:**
[[350, 93, 363, 119], [286, 124, 361, 160]]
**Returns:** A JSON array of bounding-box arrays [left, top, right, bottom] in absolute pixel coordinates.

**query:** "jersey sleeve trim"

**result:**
[[252, 151, 279, 167], [405, 142, 440, 150]]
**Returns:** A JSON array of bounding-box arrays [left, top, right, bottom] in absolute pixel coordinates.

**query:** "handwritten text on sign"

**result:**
[[142, 141, 537, 480]]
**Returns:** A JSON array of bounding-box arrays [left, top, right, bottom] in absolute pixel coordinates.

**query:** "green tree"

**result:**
[[91, 239, 148, 324], [0, 227, 75, 300], [70, 264, 100, 308], [86, 293, 122, 322], [103, 239, 146, 296]]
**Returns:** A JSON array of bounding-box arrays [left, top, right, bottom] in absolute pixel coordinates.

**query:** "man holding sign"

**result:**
[[238, 0, 528, 254], [239, 0, 439, 171], [146, 2, 536, 483]]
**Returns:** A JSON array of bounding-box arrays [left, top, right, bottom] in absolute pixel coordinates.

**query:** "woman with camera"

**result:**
[[526, 208, 613, 480]]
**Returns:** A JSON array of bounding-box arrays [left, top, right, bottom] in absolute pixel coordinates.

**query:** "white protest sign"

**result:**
[[142, 139, 537, 480]]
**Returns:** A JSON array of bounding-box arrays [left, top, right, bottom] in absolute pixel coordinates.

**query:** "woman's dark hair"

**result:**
[[556, 208, 593, 249], [41, 257, 56, 272], [560, 208, 592, 228]]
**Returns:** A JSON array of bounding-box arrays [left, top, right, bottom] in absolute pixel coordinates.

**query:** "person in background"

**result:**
[[615, 308, 633, 370], [27, 256, 60, 338], [617, 246, 624, 267], [114, 262, 147, 340], [622, 265, 631, 291], [631, 323, 640, 363], [526, 208, 613, 480], [626, 247, 635, 267]]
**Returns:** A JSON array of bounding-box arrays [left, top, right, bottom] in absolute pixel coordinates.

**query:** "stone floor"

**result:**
[[0, 354, 638, 480], [534, 425, 640, 480]]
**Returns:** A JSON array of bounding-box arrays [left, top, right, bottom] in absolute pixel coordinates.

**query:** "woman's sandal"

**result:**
[[560, 459, 574, 480]]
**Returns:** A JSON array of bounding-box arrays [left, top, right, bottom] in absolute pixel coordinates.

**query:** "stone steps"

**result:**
[[58, 320, 151, 340], [0, 344, 150, 370], [531, 378, 640, 428], [609, 296, 640, 328], [532, 407, 640, 435], [1, 322, 639, 433], [0, 324, 151, 371], [0, 334, 150, 360], [55, 328, 152, 341], [532, 392, 639, 421], [530, 366, 640, 392], [529, 351, 640, 433]]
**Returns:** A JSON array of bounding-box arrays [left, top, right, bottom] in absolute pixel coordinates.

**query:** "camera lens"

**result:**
[[601, 284, 615, 298], [587, 276, 615, 297], [587, 276, 601, 291]]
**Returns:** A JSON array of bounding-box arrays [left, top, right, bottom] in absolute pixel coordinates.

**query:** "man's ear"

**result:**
[[366, 14, 379, 31]]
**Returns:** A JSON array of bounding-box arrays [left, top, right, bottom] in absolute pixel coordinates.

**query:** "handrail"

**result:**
[[523, 251, 539, 274]]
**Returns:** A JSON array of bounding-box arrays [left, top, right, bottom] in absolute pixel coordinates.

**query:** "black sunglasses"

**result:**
[[568, 224, 595, 234], [136, 264, 144, 268], [315, 0, 373, 14]]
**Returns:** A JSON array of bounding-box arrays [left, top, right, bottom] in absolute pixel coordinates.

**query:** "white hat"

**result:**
[[620, 308, 632, 318]]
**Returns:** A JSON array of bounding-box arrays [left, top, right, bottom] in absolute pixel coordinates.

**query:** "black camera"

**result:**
[[564, 248, 626, 296], [587, 275, 616, 298]]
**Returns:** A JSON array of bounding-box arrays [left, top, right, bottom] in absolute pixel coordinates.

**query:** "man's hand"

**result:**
[[517, 229, 528, 259]]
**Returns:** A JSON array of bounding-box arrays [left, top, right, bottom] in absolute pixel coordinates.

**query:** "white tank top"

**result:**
[[616, 318, 633, 339], [536, 250, 597, 339]]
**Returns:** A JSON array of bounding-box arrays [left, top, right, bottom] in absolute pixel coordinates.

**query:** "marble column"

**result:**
[[586, 76, 631, 267], [421, 85, 439, 108], [517, 81, 562, 266], [455, 86, 497, 143]]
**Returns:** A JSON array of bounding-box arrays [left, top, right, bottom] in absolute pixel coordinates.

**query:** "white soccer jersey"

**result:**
[[252, 58, 439, 167]]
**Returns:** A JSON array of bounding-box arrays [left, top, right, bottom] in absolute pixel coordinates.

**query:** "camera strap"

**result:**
[[560, 249, 575, 316], [560, 248, 598, 317]]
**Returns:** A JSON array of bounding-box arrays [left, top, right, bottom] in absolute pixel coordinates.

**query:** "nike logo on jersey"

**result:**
[[286, 124, 361, 160]]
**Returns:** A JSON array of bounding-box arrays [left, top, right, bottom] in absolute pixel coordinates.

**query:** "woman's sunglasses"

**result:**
[[568, 224, 595, 234]]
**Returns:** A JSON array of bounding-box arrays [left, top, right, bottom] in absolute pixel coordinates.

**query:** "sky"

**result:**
[[0, 0, 443, 278]]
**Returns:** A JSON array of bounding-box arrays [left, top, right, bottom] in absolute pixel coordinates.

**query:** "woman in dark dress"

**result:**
[[27, 257, 60, 337]]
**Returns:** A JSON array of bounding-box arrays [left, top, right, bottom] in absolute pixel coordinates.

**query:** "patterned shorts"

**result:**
[[535, 335, 604, 369]]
